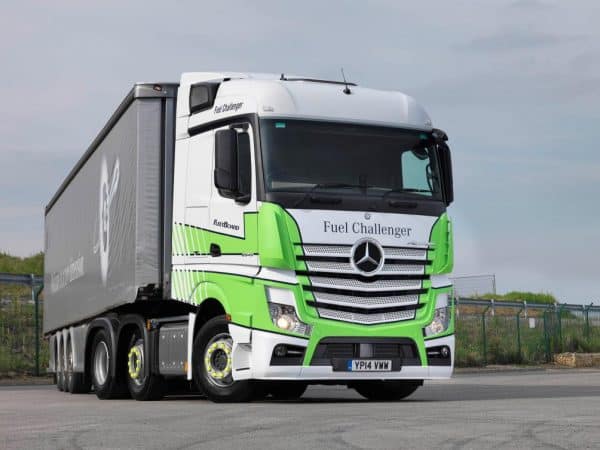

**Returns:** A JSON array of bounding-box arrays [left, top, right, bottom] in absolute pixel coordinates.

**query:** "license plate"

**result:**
[[347, 359, 392, 372]]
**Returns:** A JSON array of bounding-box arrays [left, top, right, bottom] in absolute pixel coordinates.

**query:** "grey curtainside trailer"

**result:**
[[44, 84, 177, 334]]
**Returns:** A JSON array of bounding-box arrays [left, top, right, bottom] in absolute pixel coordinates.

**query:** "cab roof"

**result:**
[[177, 72, 433, 131]]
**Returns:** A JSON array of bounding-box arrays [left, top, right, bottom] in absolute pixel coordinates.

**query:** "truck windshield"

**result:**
[[259, 119, 443, 203]]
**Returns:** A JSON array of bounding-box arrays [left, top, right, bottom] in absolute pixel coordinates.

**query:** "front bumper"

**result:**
[[229, 324, 454, 381]]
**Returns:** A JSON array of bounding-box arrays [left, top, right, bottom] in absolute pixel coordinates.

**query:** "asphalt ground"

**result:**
[[1, 369, 599, 449]]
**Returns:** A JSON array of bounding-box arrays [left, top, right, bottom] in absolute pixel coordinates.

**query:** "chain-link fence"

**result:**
[[0, 273, 45, 377], [451, 274, 496, 298], [2, 272, 600, 376], [455, 298, 600, 366]]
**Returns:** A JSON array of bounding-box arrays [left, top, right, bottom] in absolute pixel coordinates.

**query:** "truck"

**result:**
[[44, 72, 455, 402]]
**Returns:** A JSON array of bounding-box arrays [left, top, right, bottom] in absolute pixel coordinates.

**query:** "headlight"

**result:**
[[265, 287, 311, 336], [424, 306, 450, 337], [424, 293, 451, 337]]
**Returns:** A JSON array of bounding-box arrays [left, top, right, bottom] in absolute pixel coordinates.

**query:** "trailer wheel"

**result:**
[[91, 329, 123, 399], [125, 331, 164, 401], [56, 339, 65, 392], [351, 381, 421, 401], [193, 316, 254, 403], [267, 381, 308, 400], [66, 338, 89, 394]]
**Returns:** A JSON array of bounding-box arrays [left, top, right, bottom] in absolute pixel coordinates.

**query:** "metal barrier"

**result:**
[[455, 298, 600, 366], [1, 271, 600, 375], [0, 273, 44, 376]]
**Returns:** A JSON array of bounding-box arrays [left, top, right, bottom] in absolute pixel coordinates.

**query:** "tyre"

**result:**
[[192, 315, 254, 403], [91, 329, 126, 399], [66, 338, 90, 394], [125, 331, 164, 401], [352, 381, 421, 401], [267, 381, 307, 400], [56, 340, 65, 392]]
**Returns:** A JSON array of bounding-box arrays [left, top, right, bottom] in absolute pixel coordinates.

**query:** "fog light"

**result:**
[[441, 346, 450, 358]]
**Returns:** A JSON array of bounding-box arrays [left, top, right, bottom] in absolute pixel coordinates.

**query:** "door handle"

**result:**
[[210, 243, 222, 257]]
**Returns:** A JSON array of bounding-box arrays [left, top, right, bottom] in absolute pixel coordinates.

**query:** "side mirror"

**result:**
[[214, 128, 251, 203], [437, 143, 454, 206]]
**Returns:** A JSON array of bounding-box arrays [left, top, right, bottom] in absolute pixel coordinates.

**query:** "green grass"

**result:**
[[0, 252, 44, 275], [0, 252, 46, 376], [477, 291, 557, 305], [0, 294, 48, 375], [455, 311, 600, 367]]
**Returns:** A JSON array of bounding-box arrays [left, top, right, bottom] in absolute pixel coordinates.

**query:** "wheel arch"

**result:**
[[193, 297, 228, 339]]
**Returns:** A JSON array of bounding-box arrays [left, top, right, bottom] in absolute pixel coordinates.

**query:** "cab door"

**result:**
[[204, 122, 259, 271]]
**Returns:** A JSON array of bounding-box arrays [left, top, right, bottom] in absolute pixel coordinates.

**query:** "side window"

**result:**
[[401, 150, 432, 195]]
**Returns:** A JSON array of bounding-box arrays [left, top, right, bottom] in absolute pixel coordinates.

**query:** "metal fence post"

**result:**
[[481, 302, 492, 366], [557, 304, 564, 352], [585, 303, 593, 338], [515, 304, 524, 364], [543, 309, 551, 362], [31, 274, 40, 377]]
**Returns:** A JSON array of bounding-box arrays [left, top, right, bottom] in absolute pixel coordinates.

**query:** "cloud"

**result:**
[[508, 0, 554, 9], [460, 29, 583, 53]]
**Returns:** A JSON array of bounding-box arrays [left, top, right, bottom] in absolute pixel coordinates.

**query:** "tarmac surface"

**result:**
[[1, 369, 599, 449]]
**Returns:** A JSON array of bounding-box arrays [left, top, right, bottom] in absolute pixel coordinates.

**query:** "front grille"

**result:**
[[297, 243, 432, 325], [311, 338, 421, 366]]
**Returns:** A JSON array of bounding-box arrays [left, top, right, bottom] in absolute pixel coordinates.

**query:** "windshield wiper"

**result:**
[[292, 183, 370, 208], [381, 188, 433, 204]]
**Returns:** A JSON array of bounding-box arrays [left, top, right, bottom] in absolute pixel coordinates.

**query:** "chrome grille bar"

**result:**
[[317, 307, 416, 325], [306, 276, 423, 292], [312, 292, 419, 309], [304, 259, 425, 276]]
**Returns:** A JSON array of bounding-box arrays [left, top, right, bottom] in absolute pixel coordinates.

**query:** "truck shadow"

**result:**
[[162, 383, 600, 403]]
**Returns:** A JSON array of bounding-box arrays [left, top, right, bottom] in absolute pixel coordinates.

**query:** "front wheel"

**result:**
[[192, 316, 254, 403], [352, 380, 422, 401]]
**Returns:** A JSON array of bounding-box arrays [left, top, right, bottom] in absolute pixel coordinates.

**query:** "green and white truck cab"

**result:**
[[171, 72, 454, 397]]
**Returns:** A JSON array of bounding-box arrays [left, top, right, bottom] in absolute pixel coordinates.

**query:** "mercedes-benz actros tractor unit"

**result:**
[[45, 72, 455, 402]]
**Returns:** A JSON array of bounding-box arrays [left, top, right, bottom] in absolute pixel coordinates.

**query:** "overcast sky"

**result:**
[[1, 0, 599, 302]]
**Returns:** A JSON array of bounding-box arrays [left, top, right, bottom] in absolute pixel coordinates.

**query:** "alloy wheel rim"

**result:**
[[127, 339, 146, 387], [203, 333, 234, 388], [93, 340, 109, 386]]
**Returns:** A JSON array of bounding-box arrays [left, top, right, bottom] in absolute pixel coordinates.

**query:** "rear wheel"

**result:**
[[352, 381, 421, 401], [267, 382, 308, 400], [56, 340, 65, 392], [91, 329, 126, 399], [193, 316, 254, 403], [125, 331, 164, 401], [66, 338, 89, 394]]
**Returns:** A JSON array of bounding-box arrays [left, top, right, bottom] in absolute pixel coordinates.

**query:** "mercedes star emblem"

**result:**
[[351, 238, 384, 276]]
